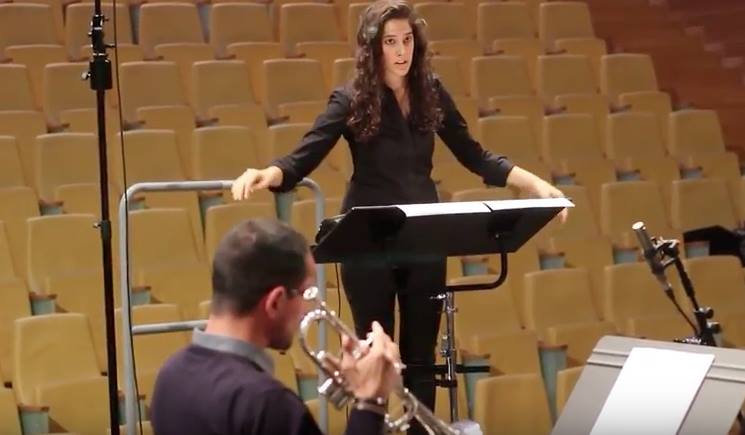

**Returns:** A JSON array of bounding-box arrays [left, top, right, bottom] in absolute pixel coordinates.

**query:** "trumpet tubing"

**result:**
[[298, 287, 481, 435]]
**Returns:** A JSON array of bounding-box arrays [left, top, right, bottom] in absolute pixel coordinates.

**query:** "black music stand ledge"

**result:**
[[313, 198, 574, 422]]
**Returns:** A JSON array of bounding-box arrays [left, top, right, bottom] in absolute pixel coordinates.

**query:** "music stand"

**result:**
[[552, 335, 745, 435], [313, 198, 573, 422]]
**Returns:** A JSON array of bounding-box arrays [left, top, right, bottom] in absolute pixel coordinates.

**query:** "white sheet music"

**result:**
[[590, 347, 714, 435], [397, 198, 574, 217]]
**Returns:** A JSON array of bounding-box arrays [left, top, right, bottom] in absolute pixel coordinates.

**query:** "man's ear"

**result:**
[[262, 286, 286, 319]]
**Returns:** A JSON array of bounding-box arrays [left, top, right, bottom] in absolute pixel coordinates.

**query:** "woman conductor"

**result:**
[[232, 1, 566, 432]]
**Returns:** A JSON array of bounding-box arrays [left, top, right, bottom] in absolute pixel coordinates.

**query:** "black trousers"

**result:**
[[341, 259, 445, 435]]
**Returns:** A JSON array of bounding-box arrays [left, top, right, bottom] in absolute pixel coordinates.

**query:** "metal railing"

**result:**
[[119, 178, 328, 435]]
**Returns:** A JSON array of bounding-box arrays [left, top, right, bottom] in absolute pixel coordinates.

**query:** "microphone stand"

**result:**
[[653, 238, 719, 347], [643, 235, 745, 433], [85, 5, 120, 435]]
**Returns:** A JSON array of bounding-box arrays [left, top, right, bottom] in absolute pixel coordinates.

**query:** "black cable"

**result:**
[[664, 291, 699, 336], [110, 3, 143, 434]]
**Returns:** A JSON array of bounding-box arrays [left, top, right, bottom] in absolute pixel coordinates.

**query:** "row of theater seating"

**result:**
[[0, 0, 600, 58]]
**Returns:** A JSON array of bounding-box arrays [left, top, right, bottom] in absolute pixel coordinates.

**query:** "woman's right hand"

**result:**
[[231, 166, 283, 200]]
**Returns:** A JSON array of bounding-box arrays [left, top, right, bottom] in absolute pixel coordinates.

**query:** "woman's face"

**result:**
[[380, 18, 414, 83]]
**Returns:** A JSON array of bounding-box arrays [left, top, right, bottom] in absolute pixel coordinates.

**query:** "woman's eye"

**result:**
[[384, 38, 395, 45]]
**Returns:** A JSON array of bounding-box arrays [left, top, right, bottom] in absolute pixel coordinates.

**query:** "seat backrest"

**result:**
[[138, 3, 205, 58], [600, 180, 670, 240], [115, 304, 188, 374], [191, 126, 262, 180], [0, 4, 59, 58], [191, 60, 256, 119], [204, 202, 276, 265], [605, 111, 665, 159], [13, 313, 101, 405], [668, 109, 725, 156], [671, 178, 737, 232], [0, 387, 22, 435], [35, 133, 99, 202], [541, 113, 602, 162], [279, 3, 341, 53], [473, 373, 552, 435], [470, 55, 533, 106], [523, 268, 599, 333], [684, 255, 745, 315], [119, 61, 188, 123], [109, 129, 186, 189], [600, 53, 658, 101], [209, 3, 273, 57], [65, 3, 132, 59], [4, 45, 67, 109], [478, 116, 540, 160], [263, 59, 327, 116], [268, 122, 314, 158], [0, 136, 25, 189], [477, 2, 535, 52], [128, 208, 201, 271], [431, 55, 467, 98], [0, 65, 35, 111], [42, 62, 95, 127], [414, 2, 468, 41], [0, 187, 39, 279], [537, 54, 596, 102], [538, 1, 594, 50]]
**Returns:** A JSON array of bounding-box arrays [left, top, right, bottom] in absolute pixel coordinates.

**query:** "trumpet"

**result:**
[[298, 286, 482, 435]]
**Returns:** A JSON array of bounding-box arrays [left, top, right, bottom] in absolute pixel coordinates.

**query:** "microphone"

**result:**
[[632, 222, 673, 295]]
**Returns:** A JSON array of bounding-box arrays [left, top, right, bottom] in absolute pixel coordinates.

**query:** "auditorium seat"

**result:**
[[477, 2, 535, 53], [191, 126, 263, 183], [0, 136, 25, 188], [683, 256, 745, 348], [603, 262, 690, 341], [128, 208, 211, 319], [491, 38, 542, 83], [0, 111, 46, 190], [429, 39, 483, 93], [346, 2, 373, 49], [554, 93, 609, 141], [263, 59, 327, 119], [604, 111, 666, 159], [35, 133, 99, 205], [478, 115, 541, 160], [41, 62, 94, 129], [296, 42, 353, 92], [331, 58, 355, 89], [190, 60, 259, 121], [4, 45, 66, 109], [523, 268, 616, 365], [0, 222, 31, 383], [541, 237, 613, 315], [555, 366, 583, 415], [0, 4, 60, 61], [554, 38, 607, 86], [619, 156, 681, 205], [138, 3, 205, 59], [108, 129, 203, 249], [55, 183, 121, 223], [473, 374, 552, 435], [0, 187, 40, 279], [600, 54, 658, 102], [600, 181, 674, 244], [0, 387, 22, 434], [488, 242, 540, 325], [270, 349, 300, 395], [118, 61, 190, 125], [64, 3, 132, 60], [209, 3, 273, 58], [538, 1, 595, 50], [449, 277, 542, 375], [489, 95, 545, 142], [79, 44, 144, 109], [204, 202, 276, 266], [0, 65, 36, 112], [115, 304, 188, 404], [430, 56, 469, 97], [279, 3, 342, 55], [536, 54, 597, 104], [13, 313, 109, 434], [153, 44, 214, 104], [278, 100, 329, 124], [668, 109, 726, 156], [618, 91, 672, 144], [414, 2, 469, 41], [470, 55, 534, 107], [671, 178, 738, 232], [541, 113, 602, 162]]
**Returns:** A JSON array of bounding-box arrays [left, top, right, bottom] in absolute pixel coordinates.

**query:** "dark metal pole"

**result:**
[[86, 5, 120, 435]]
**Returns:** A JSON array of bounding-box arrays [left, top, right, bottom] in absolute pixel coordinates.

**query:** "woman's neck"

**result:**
[[384, 74, 406, 96]]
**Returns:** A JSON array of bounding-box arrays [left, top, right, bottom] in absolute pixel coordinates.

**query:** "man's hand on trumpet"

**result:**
[[323, 321, 403, 402]]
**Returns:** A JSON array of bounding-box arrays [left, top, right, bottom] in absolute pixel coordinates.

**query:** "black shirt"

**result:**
[[151, 330, 384, 435], [271, 79, 514, 211]]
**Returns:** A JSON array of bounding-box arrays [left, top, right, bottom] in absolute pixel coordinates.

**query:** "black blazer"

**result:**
[[271, 79, 514, 212]]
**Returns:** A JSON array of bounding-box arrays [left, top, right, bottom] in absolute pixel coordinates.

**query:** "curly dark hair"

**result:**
[[347, 0, 443, 142]]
